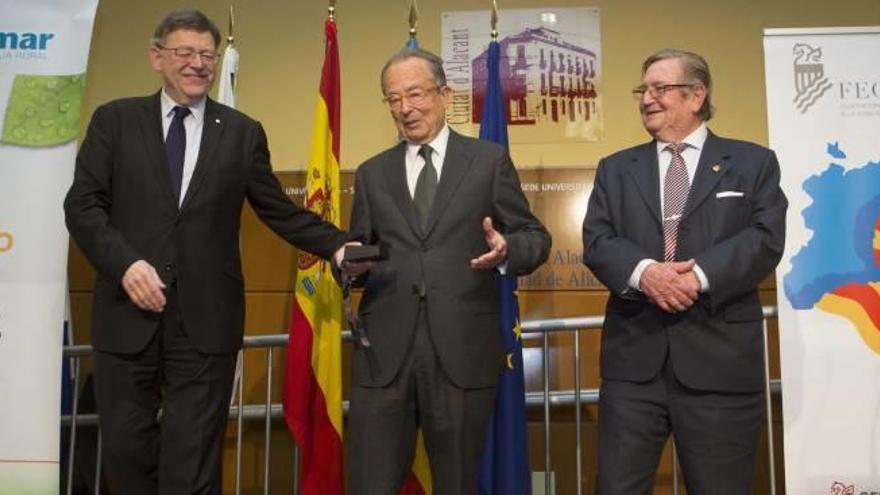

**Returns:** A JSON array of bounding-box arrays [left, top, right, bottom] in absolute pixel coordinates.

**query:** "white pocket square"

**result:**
[[715, 191, 744, 198]]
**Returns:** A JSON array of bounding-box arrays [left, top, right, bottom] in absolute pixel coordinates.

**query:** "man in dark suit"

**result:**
[[64, 10, 354, 495], [343, 48, 550, 494], [582, 49, 787, 493]]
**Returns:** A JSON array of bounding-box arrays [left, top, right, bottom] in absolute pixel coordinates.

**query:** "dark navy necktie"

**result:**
[[166, 105, 190, 203]]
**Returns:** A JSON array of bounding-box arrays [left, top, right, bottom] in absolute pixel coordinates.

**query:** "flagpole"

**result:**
[[328, 0, 336, 21], [219, 8, 244, 495], [408, 0, 418, 45], [227, 5, 235, 46], [490, 0, 498, 40]]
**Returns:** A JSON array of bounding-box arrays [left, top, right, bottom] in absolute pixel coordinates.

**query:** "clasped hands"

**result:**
[[639, 259, 701, 313]]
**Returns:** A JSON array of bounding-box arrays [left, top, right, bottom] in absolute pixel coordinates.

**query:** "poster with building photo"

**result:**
[[441, 7, 602, 143]]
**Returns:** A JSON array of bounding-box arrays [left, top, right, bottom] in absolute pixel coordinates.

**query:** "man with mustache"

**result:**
[[583, 49, 787, 493]]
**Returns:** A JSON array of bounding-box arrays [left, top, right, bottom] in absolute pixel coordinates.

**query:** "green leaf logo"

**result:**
[[2, 73, 85, 147]]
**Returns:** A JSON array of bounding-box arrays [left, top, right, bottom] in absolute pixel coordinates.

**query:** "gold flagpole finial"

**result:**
[[328, 0, 336, 20], [408, 0, 419, 39], [227, 5, 235, 45], [490, 0, 499, 40]]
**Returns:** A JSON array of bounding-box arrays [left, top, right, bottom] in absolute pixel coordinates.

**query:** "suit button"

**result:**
[[164, 263, 173, 272], [411, 283, 426, 298]]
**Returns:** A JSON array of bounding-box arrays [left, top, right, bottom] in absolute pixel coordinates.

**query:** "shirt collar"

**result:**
[[655, 122, 708, 154], [406, 124, 450, 161], [160, 89, 206, 123]]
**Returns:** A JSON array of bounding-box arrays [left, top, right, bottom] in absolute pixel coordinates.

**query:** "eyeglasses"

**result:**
[[155, 44, 219, 64], [382, 86, 441, 110], [631, 83, 695, 100]]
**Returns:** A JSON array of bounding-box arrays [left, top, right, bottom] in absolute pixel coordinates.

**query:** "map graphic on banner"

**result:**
[[784, 145, 880, 355], [764, 26, 880, 495], [441, 7, 602, 143]]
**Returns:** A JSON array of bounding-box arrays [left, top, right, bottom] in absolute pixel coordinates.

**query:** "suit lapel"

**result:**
[[139, 92, 177, 208], [381, 141, 422, 237], [683, 131, 730, 219], [624, 142, 662, 225], [180, 98, 224, 212], [424, 131, 473, 237]]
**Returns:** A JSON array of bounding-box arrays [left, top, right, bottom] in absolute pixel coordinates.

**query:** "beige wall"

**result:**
[[72, 1, 878, 492], [83, 0, 879, 171]]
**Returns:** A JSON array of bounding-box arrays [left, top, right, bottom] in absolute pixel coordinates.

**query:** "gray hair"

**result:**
[[380, 47, 447, 94], [642, 49, 714, 121], [152, 9, 220, 48]]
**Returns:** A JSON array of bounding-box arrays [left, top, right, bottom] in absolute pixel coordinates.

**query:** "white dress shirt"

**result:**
[[628, 123, 711, 293], [404, 124, 450, 198], [160, 89, 205, 207], [403, 125, 509, 273]]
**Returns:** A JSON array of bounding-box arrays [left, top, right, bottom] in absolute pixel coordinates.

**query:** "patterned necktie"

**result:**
[[663, 143, 690, 261], [166, 105, 190, 204], [413, 144, 437, 232]]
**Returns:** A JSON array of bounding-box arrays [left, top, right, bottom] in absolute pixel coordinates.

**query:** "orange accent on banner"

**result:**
[[818, 285, 880, 355]]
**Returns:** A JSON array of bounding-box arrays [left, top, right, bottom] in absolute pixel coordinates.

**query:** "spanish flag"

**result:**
[[282, 16, 344, 495]]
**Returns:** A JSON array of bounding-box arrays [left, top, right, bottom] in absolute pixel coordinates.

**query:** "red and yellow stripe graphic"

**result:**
[[283, 17, 344, 495], [815, 218, 880, 356]]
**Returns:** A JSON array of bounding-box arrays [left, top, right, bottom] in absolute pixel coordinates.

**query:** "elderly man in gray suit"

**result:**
[[583, 49, 787, 494], [344, 47, 550, 494]]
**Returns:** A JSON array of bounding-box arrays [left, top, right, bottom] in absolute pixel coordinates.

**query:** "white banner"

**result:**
[[765, 26, 880, 494], [0, 0, 98, 493]]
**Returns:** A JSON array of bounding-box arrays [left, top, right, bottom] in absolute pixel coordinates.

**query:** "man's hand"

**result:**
[[639, 259, 700, 313], [334, 242, 372, 277], [122, 260, 166, 312], [470, 217, 508, 269]]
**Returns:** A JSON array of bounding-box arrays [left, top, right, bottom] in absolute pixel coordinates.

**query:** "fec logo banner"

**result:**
[[0, 1, 98, 494], [764, 26, 880, 494]]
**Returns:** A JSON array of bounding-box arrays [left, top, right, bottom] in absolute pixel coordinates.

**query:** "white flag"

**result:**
[[218, 44, 239, 108]]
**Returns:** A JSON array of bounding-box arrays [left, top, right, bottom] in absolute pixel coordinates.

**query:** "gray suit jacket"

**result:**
[[349, 131, 550, 388], [583, 131, 787, 392]]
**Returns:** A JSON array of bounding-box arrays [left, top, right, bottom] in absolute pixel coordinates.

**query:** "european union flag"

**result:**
[[477, 40, 530, 495]]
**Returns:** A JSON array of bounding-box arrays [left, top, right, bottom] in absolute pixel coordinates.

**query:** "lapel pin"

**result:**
[[214, 118, 221, 124], [711, 164, 721, 173]]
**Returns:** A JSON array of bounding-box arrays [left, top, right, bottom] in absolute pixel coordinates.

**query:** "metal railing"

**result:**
[[61, 306, 781, 495]]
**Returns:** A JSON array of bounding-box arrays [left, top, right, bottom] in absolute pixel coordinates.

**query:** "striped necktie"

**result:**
[[663, 143, 690, 261]]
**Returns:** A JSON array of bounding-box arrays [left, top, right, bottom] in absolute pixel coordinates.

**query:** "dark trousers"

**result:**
[[93, 290, 237, 495], [597, 355, 764, 495], [347, 303, 496, 495]]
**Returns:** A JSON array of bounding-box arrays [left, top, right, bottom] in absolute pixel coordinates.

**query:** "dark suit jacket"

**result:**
[[349, 131, 550, 389], [65, 93, 349, 354], [583, 131, 787, 393]]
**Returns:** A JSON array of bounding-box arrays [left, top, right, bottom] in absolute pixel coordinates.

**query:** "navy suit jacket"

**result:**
[[583, 131, 787, 392], [65, 93, 349, 354]]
